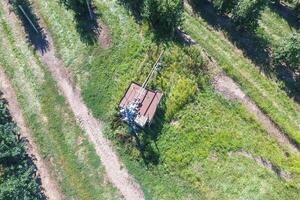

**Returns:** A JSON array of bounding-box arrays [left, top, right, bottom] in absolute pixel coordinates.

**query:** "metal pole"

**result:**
[[18, 5, 39, 33], [136, 50, 164, 100], [86, 0, 93, 20]]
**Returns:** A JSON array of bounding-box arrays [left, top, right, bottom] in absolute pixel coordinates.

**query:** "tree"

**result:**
[[274, 32, 300, 70], [232, 0, 267, 31], [144, 0, 184, 36], [0, 99, 44, 199], [295, 2, 300, 21], [212, 0, 238, 14]]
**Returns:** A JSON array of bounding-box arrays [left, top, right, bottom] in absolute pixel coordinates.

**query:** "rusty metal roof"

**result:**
[[119, 82, 163, 126]]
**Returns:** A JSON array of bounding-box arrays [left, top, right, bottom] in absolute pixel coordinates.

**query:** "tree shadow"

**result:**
[[275, 65, 300, 104], [189, 1, 300, 101], [8, 0, 49, 54], [269, 2, 300, 30], [117, 0, 144, 23], [59, 0, 101, 45]]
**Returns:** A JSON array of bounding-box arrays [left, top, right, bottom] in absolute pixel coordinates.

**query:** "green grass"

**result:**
[[183, 5, 300, 147], [9, 0, 300, 199], [0, 5, 121, 199]]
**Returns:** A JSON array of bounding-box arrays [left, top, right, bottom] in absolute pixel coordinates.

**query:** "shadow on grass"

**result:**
[[9, 0, 49, 54], [134, 108, 165, 166], [189, 1, 300, 102], [269, 2, 300, 30], [112, 106, 165, 166], [117, 0, 144, 23], [59, 0, 101, 45]]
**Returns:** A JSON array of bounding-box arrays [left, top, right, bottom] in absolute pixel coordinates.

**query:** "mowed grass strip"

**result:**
[[183, 7, 300, 146], [0, 6, 121, 200]]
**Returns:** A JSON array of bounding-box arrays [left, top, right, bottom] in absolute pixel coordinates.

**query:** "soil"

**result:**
[[0, 67, 62, 200], [99, 21, 112, 48]]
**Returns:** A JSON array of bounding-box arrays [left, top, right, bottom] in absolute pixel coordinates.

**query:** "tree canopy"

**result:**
[[274, 32, 300, 70], [0, 98, 44, 199], [144, 0, 184, 36], [232, 0, 267, 31]]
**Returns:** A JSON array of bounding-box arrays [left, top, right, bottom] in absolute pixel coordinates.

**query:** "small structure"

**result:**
[[118, 51, 164, 133], [119, 82, 163, 128]]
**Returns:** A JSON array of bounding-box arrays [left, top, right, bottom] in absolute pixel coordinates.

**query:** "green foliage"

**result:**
[[232, 0, 267, 31], [165, 78, 197, 120], [0, 99, 44, 199], [295, 2, 300, 20], [144, 0, 184, 36], [274, 32, 300, 70], [212, 0, 238, 13]]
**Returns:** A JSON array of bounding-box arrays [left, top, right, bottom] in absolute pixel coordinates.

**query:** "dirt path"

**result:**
[[0, 2, 145, 199], [0, 67, 62, 200], [39, 32, 144, 200], [177, 31, 298, 154], [199, 48, 299, 153]]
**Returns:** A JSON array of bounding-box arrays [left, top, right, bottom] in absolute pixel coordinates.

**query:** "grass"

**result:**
[[0, 5, 121, 199], [26, 0, 300, 199], [183, 3, 300, 148]]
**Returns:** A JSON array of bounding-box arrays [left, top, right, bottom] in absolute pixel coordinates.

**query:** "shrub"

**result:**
[[232, 0, 267, 31], [144, 0, 184, 36], [165, 78, 197, 120], [274, 32, 300, 70]]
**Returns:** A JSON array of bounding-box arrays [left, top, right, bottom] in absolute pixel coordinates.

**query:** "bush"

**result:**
[[274, 32, 300, 70], [144, 0, 184, 36], [165, 78, 197, 120], [232, 0, 267, 31]]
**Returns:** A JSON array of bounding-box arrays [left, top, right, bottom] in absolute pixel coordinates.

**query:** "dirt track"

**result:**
[[0, 67, 62, 200], [38, 31, 144, 200], [199, 49, 300, 154]]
